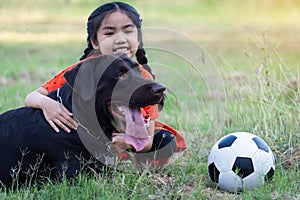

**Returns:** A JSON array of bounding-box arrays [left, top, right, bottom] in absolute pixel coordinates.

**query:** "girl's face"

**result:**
[[92, 11, 140, 58]]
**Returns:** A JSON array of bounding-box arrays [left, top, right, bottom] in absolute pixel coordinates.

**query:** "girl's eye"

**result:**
[[104, 32, 114, 36], [124, 28, 134, 34], [125, 30, 133, 34]]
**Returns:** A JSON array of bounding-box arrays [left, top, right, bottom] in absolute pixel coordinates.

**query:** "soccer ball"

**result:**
[[207, 132, 275, 192]]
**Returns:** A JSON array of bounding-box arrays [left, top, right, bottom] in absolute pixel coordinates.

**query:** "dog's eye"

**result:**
[[117, 71, 128, 79]]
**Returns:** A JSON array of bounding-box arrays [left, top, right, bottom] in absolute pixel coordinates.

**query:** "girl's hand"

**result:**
[[41, 98, 78, 133], [25, 87, 78, 133], [112, 133, 132, 154]]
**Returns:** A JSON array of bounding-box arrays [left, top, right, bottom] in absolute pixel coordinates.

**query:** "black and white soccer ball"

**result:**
[[207, 132, 275, 192]]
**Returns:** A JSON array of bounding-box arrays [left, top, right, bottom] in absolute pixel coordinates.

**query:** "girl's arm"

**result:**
[[25, 87, 77, 133]]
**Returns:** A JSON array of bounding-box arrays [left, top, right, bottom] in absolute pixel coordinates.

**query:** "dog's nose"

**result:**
[[152, 83, 166, 94]]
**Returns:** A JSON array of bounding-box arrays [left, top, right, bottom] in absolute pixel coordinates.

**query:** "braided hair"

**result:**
[[79, 2, 154, 77]]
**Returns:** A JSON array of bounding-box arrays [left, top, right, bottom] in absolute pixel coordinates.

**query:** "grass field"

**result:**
[[0, 0, 299, 199]]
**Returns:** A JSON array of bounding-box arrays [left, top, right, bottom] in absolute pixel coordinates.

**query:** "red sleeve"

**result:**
[[41, 62, 80, 92], [42, 54, 102, 92]]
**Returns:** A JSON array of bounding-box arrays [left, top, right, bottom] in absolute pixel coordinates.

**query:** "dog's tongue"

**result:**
[[122, 105, 150, 151]]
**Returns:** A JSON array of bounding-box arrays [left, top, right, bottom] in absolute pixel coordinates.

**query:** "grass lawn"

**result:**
[[0, 0, 299, 199]]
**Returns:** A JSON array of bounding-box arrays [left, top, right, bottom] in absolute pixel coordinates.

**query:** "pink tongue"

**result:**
[[122, 105, 150, 151]]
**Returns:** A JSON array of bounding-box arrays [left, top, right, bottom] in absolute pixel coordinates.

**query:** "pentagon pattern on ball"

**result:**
[[252, 137, 269, 153], [232, 157, 254, 178], [218, 135, 237, 149]]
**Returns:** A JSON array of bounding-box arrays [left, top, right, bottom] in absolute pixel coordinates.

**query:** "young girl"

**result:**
[[25, 2, 187, 167]]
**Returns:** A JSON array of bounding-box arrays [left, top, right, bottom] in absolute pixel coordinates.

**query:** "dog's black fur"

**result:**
[[0, 54, 165, 188]]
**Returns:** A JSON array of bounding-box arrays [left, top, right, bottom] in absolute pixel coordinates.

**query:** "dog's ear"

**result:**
[[64, 63, 81, 88], [71, 59, 98, 102], [66, 55, 120, 102], [63, 60, 97, 101]]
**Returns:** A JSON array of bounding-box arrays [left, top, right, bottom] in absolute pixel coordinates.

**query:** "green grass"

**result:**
[[0, 0, 299, 199]]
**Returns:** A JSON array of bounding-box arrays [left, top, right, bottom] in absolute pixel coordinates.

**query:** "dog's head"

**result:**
[[64, 54, 165, 151]]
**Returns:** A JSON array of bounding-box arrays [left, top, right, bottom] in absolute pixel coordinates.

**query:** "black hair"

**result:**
[[79, 2, 153, 76]]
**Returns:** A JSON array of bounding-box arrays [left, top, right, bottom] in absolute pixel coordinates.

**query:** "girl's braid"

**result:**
[[79, 42, 94, 61], [136, 42, 155, 79]]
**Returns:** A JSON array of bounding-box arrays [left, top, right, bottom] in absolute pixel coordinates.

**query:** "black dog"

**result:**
[[0, 54, 165, 188]]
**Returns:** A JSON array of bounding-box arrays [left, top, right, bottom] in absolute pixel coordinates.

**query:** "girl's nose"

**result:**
[[115, 32, 127, 44]]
